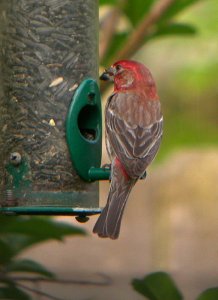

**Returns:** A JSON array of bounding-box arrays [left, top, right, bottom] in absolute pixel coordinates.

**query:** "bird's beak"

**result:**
[[100, 67, 115, 82]]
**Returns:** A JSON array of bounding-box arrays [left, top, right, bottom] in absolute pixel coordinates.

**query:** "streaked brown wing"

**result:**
[[106, 92, 163, 177]]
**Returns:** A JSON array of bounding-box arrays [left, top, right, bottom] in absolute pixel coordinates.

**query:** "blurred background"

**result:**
[[1, 0, 218, 299]]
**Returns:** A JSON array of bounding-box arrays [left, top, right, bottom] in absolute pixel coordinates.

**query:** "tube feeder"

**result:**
[[0, 0, 109, 218]]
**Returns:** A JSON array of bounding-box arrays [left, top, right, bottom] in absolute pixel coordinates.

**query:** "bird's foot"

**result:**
[[101, 164, 111, 180], [140, 171, 147, 180], [102, 163, 111, 170]]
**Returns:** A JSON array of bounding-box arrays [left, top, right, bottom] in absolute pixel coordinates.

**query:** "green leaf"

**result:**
[[99, 0, 117, 5], [0, 286, 31, 300], [0, 234, 56, 263], [132, 272, 183, 300], [196, 288, 218, 300], [0, 216, 86, 260], [0, 235, 39, 264], [123, 0, 155, 26], [158, 0, 205, 23], [0, 216, 85, 238], [6, 259, 54, 278], [145, 23, 197, 43], [0, 240, 14, 264], [154, 23, 196, 37]]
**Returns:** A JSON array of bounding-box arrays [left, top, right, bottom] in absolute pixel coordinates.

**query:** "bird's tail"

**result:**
[[93, 159, 136, 239]]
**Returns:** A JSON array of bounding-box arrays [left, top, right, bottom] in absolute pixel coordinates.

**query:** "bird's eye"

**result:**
[[115, 64, 122, 72]]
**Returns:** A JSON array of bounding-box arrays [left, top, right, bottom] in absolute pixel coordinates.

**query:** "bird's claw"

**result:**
[[102, 163, 111, 170], [140, 171, 147, 180]]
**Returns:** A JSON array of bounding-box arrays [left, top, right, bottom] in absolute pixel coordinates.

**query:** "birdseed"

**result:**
[[0, 0, 98, 204]]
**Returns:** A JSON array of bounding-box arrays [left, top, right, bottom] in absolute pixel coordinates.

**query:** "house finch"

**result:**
[[93, 60, 163, 239]]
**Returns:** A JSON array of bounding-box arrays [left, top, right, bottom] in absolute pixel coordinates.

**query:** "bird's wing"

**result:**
[[106, 92, 163, 177]]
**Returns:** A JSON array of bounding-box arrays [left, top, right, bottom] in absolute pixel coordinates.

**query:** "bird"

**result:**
[[93, 60, 163, 239]]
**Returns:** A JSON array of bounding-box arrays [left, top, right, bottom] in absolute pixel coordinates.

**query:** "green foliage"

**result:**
[[5, 259, 54, 278], [0, 216, 85, 264], [100, 0, 218, 152], [132, 272, 218, 300], [0, 216, 84, 238], [123, 0, 154, 26], [0, 215, 85, 299], [99, 0, 204, 65], [0, 286, 31, 300], [197, 288, 218, 300], [149, 22, 196, 40], [132, 272, 183, 300], [158, 0, 206, 23], [99, 0, 117, 4]]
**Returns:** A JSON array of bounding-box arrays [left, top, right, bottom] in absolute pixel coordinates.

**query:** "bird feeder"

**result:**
[[0, 0, 109, 219]]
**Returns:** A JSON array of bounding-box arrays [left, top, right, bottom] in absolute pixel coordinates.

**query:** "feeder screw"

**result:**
[[10, 152, 22, 166]]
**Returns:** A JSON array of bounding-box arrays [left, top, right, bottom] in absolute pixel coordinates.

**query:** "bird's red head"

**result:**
[[100, 60, 158, 99]]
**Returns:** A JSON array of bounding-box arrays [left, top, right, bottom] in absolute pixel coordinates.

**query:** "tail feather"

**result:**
[[93, 161, 135, 239]]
